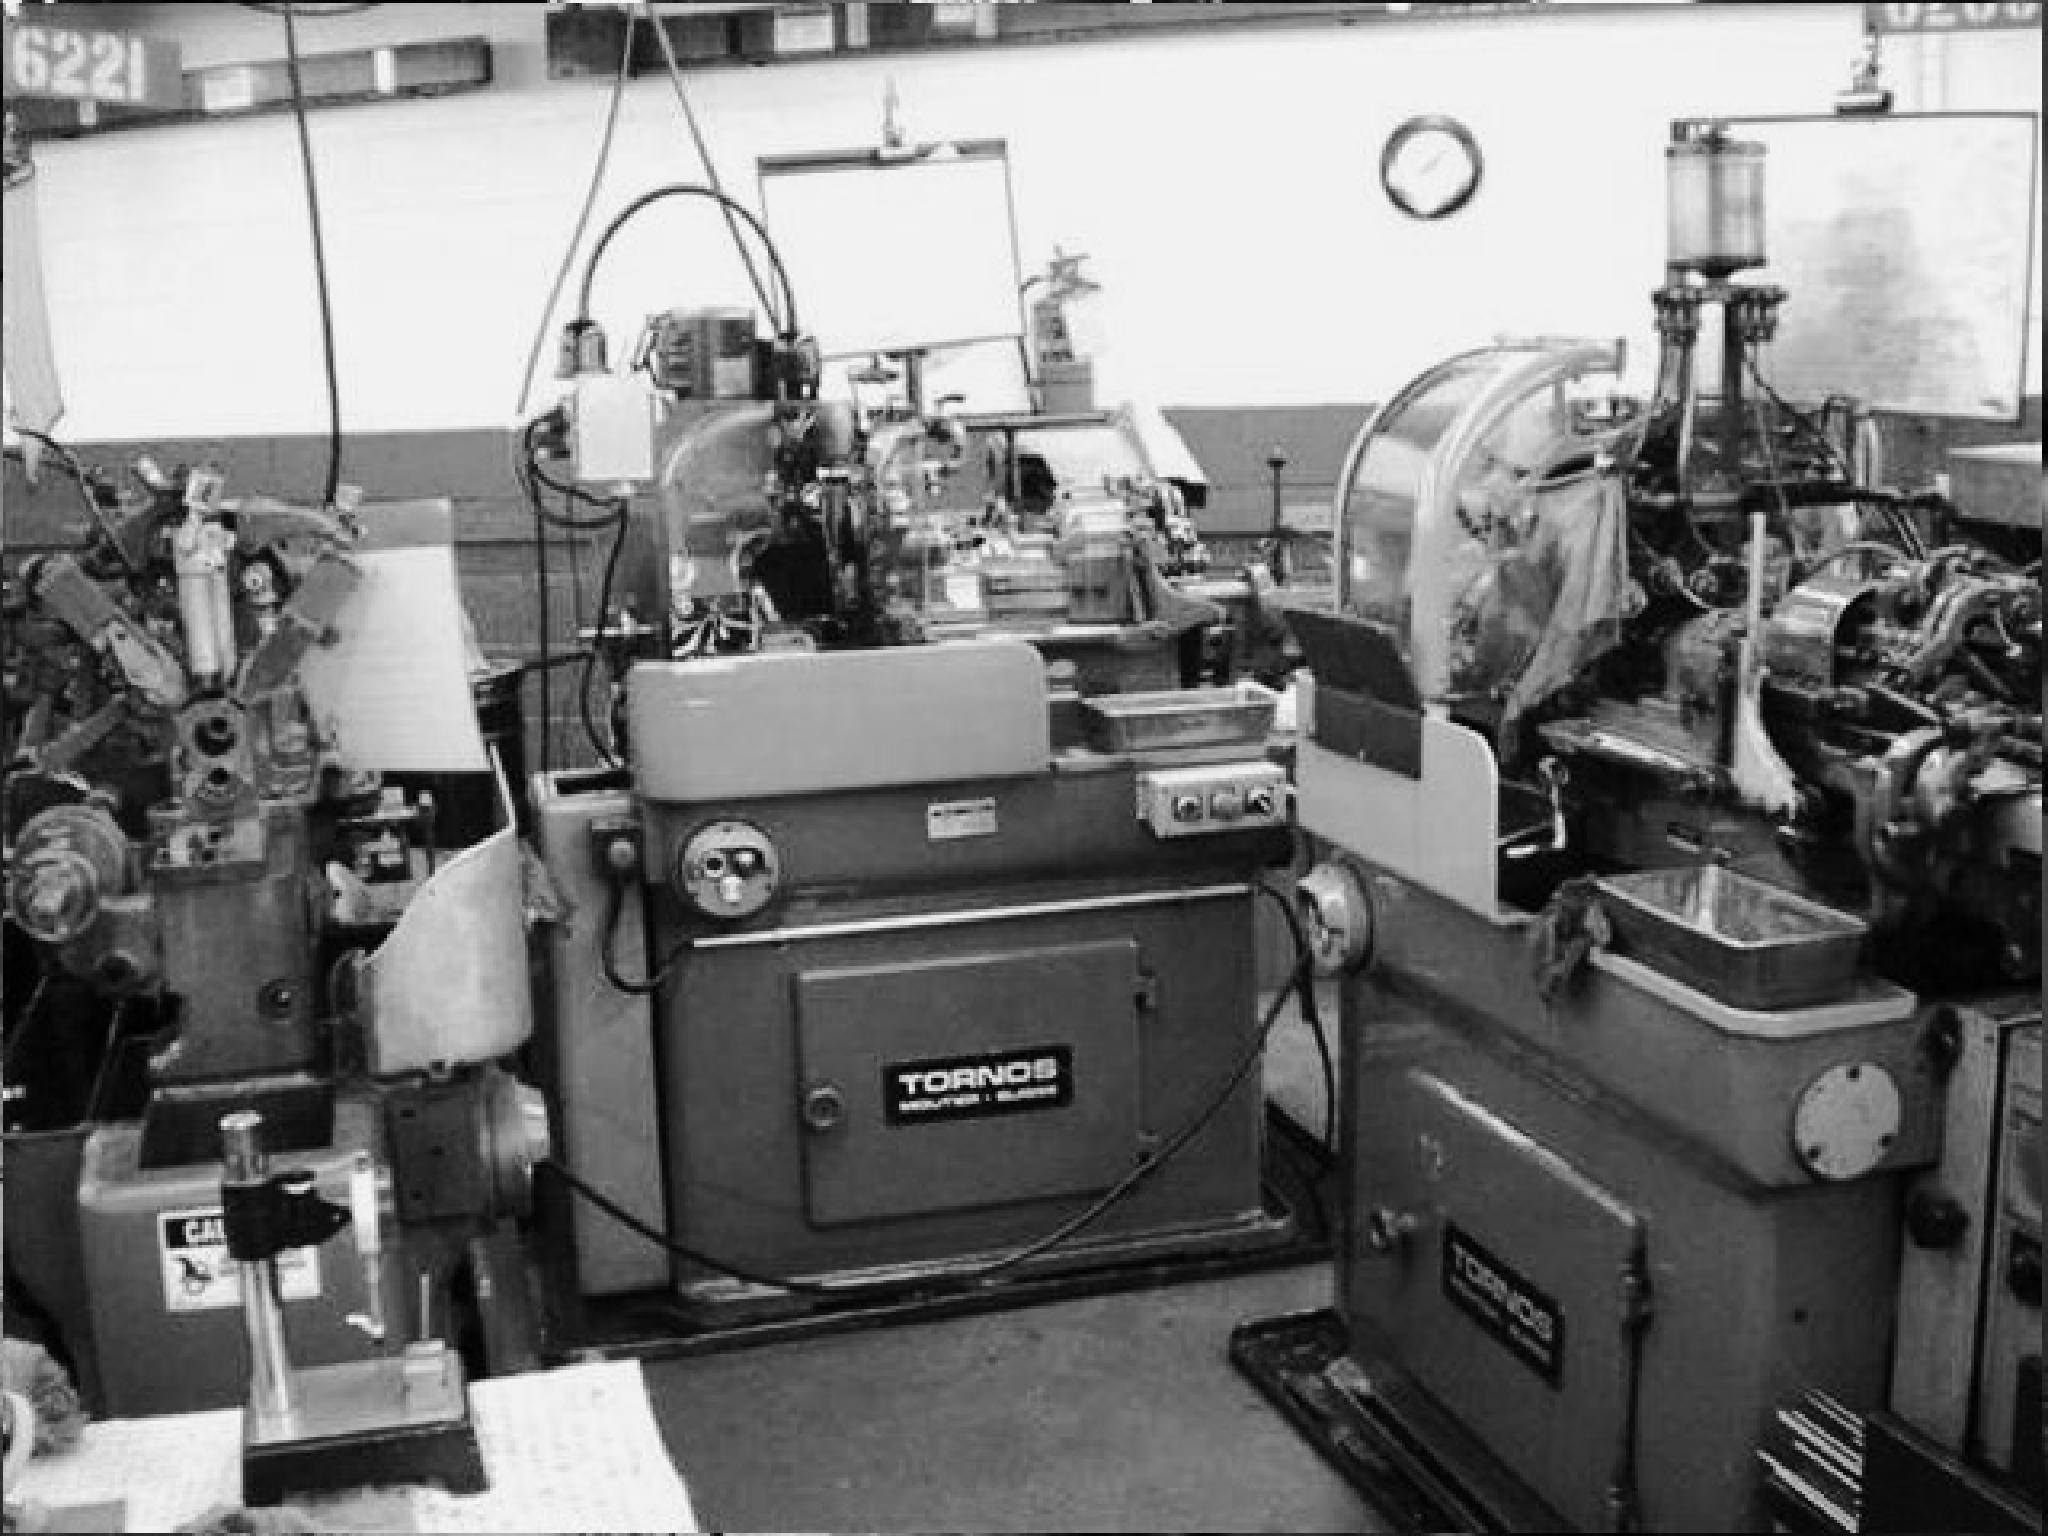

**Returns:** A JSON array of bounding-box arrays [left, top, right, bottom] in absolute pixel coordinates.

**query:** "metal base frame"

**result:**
[[551, 1106, 1334, 1361], [1228, 1308, 1571, 1535]]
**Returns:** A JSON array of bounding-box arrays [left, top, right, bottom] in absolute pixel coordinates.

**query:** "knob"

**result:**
[[1903, 1187, 1969, 1251], [1365, 1206, 1422, 1255], [1171, 795, 1203, 823], [802, 1086, 846, 1133], [1245, 787, 1277, 819]]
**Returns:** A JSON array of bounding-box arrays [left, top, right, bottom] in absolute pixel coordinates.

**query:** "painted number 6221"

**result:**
[[9, 25, 151, 105]]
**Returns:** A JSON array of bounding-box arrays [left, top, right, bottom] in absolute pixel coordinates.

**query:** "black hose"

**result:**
[[575, 183, 797, 338], [279, 7, 344, 508]]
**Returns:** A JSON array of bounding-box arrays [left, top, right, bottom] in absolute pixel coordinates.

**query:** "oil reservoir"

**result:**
[[1666, 123, 1765, 278]]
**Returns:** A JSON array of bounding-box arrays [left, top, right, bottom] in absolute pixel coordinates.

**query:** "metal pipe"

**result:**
[[691, 882, 1252, 950], [220, 1111, 297, 1427]]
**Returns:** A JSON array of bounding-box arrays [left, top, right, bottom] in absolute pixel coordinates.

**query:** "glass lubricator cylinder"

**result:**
[[1666, 124, 1765, 278]]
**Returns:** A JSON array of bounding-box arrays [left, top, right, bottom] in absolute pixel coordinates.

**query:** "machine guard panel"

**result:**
[[1353, 1068, 1647, 1532], [795, 941, 1144, 1227]]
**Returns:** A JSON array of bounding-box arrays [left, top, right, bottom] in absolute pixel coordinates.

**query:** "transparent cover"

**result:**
[[1334, 341, 1633, 750]]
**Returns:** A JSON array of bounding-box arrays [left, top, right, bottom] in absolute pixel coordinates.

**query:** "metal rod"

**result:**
[[220, 1111, 297, 1427], [690, 882, 1252, 950]]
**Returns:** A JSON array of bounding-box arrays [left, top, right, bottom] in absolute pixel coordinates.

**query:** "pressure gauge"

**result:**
[[1381, 115, 1484, 221]]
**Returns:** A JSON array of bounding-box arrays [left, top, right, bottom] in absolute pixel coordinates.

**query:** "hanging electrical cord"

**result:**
[[575, 182, 798, 342], [515, 421, 629, 771], [1255, 879, 1336, 1156], [577, 504, 630, 768], [555, 874, 1319, 1297], [597, 878, 691, 997], [530, 477, 555, 774], [513, 13, 637, 422], [641, 1, 782, 330], [275, 6, 345, 509], [1743, 354, 1933, 560], [520, 417, 632, 528]]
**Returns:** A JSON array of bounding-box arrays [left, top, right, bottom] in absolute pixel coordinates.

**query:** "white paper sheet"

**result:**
[[9, 1361, 699, 1535], [296, 543, 489, 773]]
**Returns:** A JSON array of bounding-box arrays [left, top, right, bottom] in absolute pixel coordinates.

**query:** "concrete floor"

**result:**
[[637, 993, 1371, 1535], [642, 1264, 1380, 1535]]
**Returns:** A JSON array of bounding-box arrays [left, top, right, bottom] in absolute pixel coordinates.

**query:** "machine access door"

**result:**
[[793, 939, 1145, 1226], [1353, 1068, 1648, 1532]]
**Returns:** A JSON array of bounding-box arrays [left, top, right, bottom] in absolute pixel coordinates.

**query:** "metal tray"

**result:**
[[1081, 681, 1278, 753], [1595, 865, 1867, 1010]]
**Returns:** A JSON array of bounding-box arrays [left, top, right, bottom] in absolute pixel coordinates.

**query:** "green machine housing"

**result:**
[[540, 639, 1295, 1316]]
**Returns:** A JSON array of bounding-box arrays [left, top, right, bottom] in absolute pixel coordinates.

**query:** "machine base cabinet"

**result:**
[[1332, 876, 1924, 1534]]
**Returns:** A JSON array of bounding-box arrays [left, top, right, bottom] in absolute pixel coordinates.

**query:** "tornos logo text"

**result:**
[[885, 1046, 1073, 1124]]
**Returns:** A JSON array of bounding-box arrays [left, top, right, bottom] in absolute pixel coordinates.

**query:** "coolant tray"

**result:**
[[1595, 866, 1867, 1010], [1081, 681, 1277, 753]]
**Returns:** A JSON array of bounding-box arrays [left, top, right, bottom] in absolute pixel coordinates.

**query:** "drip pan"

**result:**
[[1595, 865, 1867, 1010], [1081, 682, 1277, 753]]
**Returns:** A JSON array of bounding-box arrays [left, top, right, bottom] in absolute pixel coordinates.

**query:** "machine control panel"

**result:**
[[673, 819, 781, 921], [1135, 763, 1287, 840]]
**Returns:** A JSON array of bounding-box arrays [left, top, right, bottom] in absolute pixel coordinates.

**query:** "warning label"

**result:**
[[885, 1045, 1072, 1124], [158, 1207, 322, 1314], [926, 797, 999, 842]]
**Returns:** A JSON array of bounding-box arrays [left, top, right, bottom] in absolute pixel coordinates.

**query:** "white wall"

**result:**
[[18, 2, 2041, 441]]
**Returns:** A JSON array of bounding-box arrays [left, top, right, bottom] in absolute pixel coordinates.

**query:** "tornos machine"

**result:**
[[3, 463, 548, 1496], [530, 269, 1298, 1321], [1282, 122, 2040, 1532], [541, 641, 1292, 1320]]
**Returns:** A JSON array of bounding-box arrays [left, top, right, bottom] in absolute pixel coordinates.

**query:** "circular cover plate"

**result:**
[[1793, 1062, 1901, 1182]]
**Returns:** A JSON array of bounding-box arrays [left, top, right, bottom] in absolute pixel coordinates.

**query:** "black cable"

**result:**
[[578, 504, 629, 768], [278, 6, 344, 508], [531, 480, 553, 773], [521, 419, 632, 528], [1744, 355, 1853, 483], [575, 183, 797, 339], [564, 876, 1320, 1294], [1256, 880, 1335, 1155], [515, 10, 636, 421], [642, 3, 782, 330], [598, 878, 692, 997]]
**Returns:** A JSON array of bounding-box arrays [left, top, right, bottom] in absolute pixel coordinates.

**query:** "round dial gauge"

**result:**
[[1381, 115, 1484, 221]]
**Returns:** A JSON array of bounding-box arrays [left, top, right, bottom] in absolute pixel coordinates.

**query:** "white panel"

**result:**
[[1294, 721, 1502, 919], [1741, 112, 2038, 419], [760, 147, 1024, 358]]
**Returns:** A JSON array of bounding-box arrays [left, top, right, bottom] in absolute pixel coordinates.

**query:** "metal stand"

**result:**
[[219, 1111, 486, 1507]]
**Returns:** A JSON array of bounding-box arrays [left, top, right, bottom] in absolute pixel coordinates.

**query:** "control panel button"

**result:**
[[1136, 763, 1289, 839]]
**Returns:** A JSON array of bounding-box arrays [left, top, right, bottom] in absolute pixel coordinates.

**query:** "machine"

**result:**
[[529, 221, 1303, 1326], [540, 642, 1296, 1322], [1271, 120, 2040, 1532], [1, 456, 549, 1445]]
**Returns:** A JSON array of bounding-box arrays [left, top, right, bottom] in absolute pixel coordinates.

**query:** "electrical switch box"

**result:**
[[571, 373, 657, 484], [1135, 762, 1287, 839]]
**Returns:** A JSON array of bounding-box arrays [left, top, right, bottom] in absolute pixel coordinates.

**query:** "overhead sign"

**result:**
[[1865, 2, 2043, 31], [4, 15, 183, 111]]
